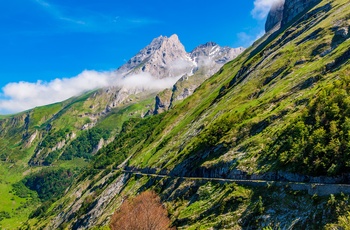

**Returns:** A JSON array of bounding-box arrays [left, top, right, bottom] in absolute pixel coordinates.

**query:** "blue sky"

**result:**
[[0, 0, 279, 114]]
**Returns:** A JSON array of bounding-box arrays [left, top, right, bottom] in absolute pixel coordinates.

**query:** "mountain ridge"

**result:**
[[117, 33, 244, 80], [2, 0, 350, 229]]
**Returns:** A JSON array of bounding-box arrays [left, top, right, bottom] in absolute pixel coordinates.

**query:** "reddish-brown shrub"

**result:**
[[110, 190, 174, 230]]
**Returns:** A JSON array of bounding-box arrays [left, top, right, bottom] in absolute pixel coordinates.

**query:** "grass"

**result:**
[[96, 95, 155, 132], [0, 162, 39, 229], [1, 0, 350, 228]]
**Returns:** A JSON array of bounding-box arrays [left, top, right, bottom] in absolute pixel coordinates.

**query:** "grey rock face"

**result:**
[[190, 42, 244, 77], [118, 34, 244, 81], [265, 0, 285, 32], [82, 34, 243, 120], [118, 34, 194, 79], [152, 41, 244, 114], [154, 88, 173, 115], [265, 0, 321, 33], [281, 0, 321, 27]]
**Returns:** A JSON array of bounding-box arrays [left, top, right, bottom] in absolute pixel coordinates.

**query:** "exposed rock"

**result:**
[[73, 174, 130, 230], [265, 0, 321, 33], [51, 140, 66, 152], [154, 88, 173, 114], [118, 34, 194, 79], [25, 130, 38, 148], [152, 40, 244, 114], [117, 34, 243, 83], [92, 138, 104, 154], [173, 77, 196, 101], [282, 0, 321, 26], [70, 132, 77, 140], [265, 0, 285, 32], [190, 42, 244, 77], [76, 34, 243, 118], [335, 27, 349, 38], [81, 123, 96, 130]]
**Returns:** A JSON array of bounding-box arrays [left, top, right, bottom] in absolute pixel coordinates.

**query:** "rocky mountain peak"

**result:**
[[168, 34, 180, 42], [190, 42, 244, 66], [118, 34, 244, 81], [198, 41, 218, 48], [117, 34, 191, 79]]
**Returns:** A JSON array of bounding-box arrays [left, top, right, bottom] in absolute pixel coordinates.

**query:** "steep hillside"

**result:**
[[16, 0, 350, 229], [0, 35, 242, 228], [2, 0, 350, 229], [154, 42, 244, 114]]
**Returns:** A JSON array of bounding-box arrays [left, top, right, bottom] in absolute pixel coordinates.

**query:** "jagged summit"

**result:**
[[117, 34, 189, 78], [190, 42, 244, 65], [117, 34, 243, 80], [194, 41, 218, 48]]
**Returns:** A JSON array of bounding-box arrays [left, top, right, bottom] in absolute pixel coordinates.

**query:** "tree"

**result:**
[[110, 191, 174, 230]]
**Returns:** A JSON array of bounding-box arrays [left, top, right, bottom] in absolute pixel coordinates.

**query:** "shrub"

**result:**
[[110, 191, 174, 230]]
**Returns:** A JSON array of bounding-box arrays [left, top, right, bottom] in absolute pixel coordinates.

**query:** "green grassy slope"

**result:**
[[25, 0, 350, 229], [2, 0, 350, 228], [0, 89, 156, 229]]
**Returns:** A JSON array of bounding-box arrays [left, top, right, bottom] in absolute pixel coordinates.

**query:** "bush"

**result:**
[[264, 77, 350, 176], [24, 168, 76, 201], [110, 191, 173, 230], [60, 128, 110, 160]]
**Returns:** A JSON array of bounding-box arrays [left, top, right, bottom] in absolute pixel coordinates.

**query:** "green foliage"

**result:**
[[264, 77, 350, 176], [12, 181, 37, 199], [39, 128, 70, 149], [60, 128, 110, 160], [198, 116, 233, 148], [29, 200, 54, 218], [43, 150, 60, 165], [24, 168, 76, 202], [90, 114, 165, 170], [255, 196, 265, 215], [0, 211, 10, 221]]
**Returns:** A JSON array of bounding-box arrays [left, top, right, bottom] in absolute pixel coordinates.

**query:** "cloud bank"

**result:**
[[251, 0, 285, 19], [0, 70, 180, 114]]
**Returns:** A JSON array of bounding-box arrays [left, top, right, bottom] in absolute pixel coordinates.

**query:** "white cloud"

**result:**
[[120, 73, 180, 90], [235, 0, 284, 47], [251, 0, 285, 20], [0, 70, 180, 114]]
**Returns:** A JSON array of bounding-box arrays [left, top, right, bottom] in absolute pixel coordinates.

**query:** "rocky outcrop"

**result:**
[[265, 0, 285, 32], [281, 0, 321, 26], [190, 42, 244, 77], [24, 130, 38, 148], [154, 88, 173, 114], [265, 0, 321, 32], [92, 138, 104, 154], [172, 75, 198, 101], [76, 35, 244, 118], [72, 174, 130, 230]]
